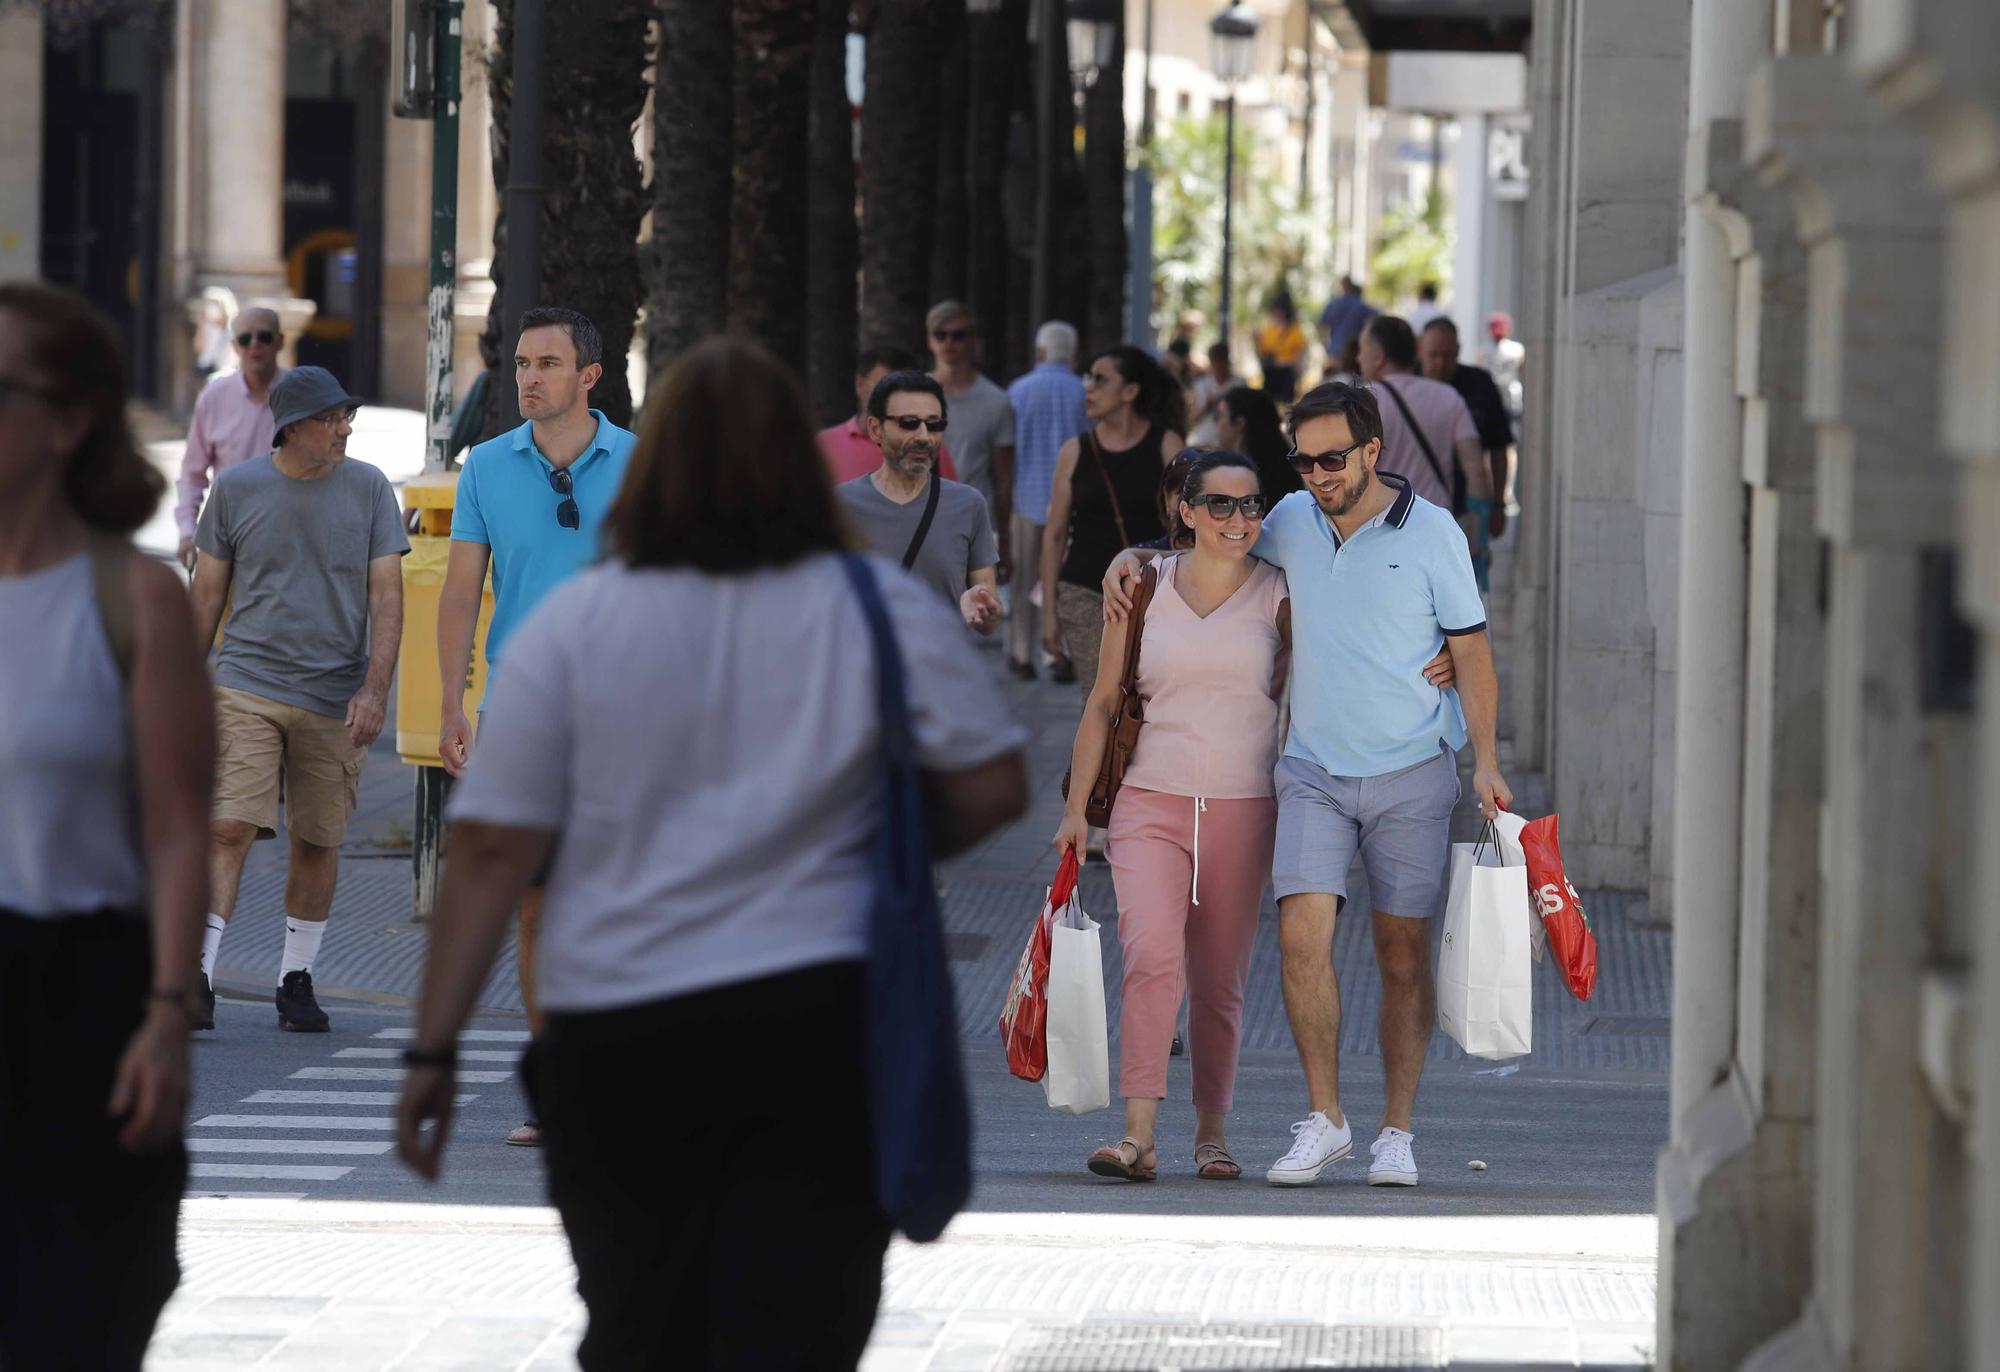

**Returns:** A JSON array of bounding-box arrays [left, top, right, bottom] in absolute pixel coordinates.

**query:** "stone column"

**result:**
[[380, 83, 434, 411], [0, 10, 42, 282], [1743, 53, 1965, 1371], [453, 0, 498, 404], [1846, 3, 2000, 1363]]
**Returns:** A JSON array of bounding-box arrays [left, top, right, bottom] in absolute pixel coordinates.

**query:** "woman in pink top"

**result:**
[[1053, 451, 1283, 1181]]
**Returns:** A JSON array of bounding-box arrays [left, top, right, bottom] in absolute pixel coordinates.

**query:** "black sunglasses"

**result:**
[[1287, 439, 1370, 474], [1189, 493, 1267, 520], [886, 415, 948, 433], [235, 330, 278, 347], [548, 468, 580, 529], [931, 328, 972, 342]]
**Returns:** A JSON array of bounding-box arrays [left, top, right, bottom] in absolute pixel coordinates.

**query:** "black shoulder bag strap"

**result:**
[[900, 473, 944, 570], [1377, 378, 1449, 498]]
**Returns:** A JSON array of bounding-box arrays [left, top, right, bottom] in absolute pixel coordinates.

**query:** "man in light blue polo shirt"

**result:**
[[1104, 381, 1510, 1192], [436, 305, 635, 1147]]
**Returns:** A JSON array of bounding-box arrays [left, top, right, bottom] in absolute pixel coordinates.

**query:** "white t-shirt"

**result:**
[[446, 553, 1027, 1013]]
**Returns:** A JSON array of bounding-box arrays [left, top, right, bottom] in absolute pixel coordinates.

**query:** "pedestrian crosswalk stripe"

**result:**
[[186, 1190, 307, 1201], [242, 1090, 480, 1106], [374, 1028, 531, 1042], [290, 1067, 513, 1083], [334, 1047, 521, 1063], [193, 1115, 396, 1130], [190, 1163, 354, 1181], [187, 1139, 393, 1156]]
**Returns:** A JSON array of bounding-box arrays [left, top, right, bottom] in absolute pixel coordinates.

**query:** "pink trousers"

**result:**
[[1105, 787, 1276, 1112]]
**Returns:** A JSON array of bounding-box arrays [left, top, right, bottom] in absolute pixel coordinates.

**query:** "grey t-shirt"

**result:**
[[196, 455, 411, 718], [941, 374, 1015, 519], [836, 474, 998, 612]]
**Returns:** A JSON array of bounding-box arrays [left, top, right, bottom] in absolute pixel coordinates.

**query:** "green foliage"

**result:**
[[1142, 112, 1329, 346], [1368, 184, 1451, 307]]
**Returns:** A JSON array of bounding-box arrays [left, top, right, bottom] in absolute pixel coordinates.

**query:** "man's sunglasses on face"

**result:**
[[1190, 493, 1267, 520], [549, 468, 580, 529], [236, 330, 278, 347], [887, 415, 948, 433], [1288, 439, 1369, 474], [931, 328, 972, 343]]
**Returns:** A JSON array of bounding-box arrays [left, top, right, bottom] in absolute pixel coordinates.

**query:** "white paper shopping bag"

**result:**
[[1041, 891, 1110, 1115], [1436, 825, 1535, 1060]]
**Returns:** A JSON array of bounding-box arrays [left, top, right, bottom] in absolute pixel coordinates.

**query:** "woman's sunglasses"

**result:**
[[235, 330, 278, 347], [1188, 493, 1267, 520], [549, 468, 580, 529], [1287, 439, 1369, 474], [886, 415, 948, 433]]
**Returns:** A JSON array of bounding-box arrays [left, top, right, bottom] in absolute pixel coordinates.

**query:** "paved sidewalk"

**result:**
[[172, 530, 1671, 1370]]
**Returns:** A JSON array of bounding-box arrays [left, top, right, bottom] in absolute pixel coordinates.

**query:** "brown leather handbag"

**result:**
[[1061, 560, 1159, 828]]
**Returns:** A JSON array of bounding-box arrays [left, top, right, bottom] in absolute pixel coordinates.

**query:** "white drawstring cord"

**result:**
[[1191, 797, 1208, 907]]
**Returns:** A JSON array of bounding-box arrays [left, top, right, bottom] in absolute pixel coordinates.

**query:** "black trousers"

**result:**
[[534, 961, 891, 1371], [0, 910, 185, 1372]]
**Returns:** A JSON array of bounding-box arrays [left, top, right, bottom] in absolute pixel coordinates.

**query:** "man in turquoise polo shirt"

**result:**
[[1103, 381, 1509, 1192], [436, 306, 635, 1147]]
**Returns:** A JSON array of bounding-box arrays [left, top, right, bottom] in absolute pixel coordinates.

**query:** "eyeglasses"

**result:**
[[309, 406, 360, 426], [235, 330, 278, 347], [930, 328, 972, 342], [548, 468, 580, 529], [1189, 493, 1267, 520], [0, 376, 59, 406], [1287, 439, 1370, 474], [886, 415, 948, 433]]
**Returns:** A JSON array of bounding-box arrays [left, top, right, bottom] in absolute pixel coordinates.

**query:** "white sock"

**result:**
[[200, 914, 227, 979], [281, 919, 326, 976]]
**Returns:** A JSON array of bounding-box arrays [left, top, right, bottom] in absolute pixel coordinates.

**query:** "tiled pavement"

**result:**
[[155, 527, 1669, 1370]]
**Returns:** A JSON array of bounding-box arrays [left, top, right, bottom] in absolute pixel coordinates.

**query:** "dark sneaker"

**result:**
[[275, 970, 330, 1032], [195, 973, 216, 1031], [1050, 657, 1077, 685]]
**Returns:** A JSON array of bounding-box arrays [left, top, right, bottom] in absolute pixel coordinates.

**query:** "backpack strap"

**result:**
[[86, 534, 137, 684]]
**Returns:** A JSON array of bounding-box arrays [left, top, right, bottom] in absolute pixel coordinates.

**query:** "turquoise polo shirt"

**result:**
[[451, 409, 636, 673], [1255, 474, 1487, 778]]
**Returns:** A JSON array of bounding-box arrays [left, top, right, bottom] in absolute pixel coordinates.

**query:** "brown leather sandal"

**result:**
[[1087, 1137, 1158, 1182], [1194, 1141, 1241, 1180]]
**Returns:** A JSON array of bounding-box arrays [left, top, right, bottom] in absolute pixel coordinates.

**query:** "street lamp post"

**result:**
[[1209, 4, 1257, 347]]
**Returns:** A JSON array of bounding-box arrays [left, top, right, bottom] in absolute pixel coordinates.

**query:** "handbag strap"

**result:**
[[1086, 433, 1131, 551], [1376, 378, 1449, 495], [1117, 561, 1159, 694], [900, 472, 944, 571]]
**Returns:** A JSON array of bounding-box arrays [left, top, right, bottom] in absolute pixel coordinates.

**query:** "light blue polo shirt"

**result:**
[[451, 409, 636, 673], [1255, 474, 1487, 778]]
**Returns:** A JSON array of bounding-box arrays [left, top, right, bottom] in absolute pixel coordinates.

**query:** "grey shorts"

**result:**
[[1271, 746, 1461, 917]]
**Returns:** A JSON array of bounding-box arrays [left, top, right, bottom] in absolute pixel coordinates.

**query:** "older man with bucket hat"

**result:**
[[187, 366, 410, 1034]]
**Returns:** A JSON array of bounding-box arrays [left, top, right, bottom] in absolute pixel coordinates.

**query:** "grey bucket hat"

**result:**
[[270, 365, 362, 437]]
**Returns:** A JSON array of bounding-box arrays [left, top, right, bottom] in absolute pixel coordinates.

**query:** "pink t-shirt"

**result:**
[[817, 418, 957, 485], [1121, 554, 1289, 800], [176, 369, 282, 538], [1371, 373, 1474, 509]]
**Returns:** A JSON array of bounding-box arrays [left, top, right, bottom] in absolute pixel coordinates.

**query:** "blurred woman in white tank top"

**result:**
[[0, 281, 214, 1369]]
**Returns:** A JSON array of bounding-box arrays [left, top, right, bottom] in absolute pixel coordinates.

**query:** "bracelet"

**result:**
[[402, 1045, 457, 1069]]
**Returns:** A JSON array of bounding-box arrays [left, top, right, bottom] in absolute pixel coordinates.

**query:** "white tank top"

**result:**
[[0, 552, 147, 917]]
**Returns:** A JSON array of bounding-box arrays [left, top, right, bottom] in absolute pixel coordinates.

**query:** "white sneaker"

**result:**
[[1265, 1111, 1353, 1186], [1368, 1126, 1419, 1186]]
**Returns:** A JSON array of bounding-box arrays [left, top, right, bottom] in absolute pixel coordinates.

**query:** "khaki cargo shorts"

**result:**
[[213, 687, 365, 847]]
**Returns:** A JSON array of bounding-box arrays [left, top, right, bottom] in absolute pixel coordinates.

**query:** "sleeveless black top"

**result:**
[[1059, 425, 1169, 590]]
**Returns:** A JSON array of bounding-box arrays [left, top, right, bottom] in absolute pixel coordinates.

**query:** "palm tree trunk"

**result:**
[[859, 0, 941, 351], [807, 0, 858, 425], [729, 0, 817, 374], [967, 0, 1027, 372], [929, 2, 970, 306], [481, 0, 650, 432], [1083, 18, 1126, 355], [649, 0, 734, 377]]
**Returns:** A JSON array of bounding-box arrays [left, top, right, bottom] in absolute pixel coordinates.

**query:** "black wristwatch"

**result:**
[[402, 1045, 458, 1069]]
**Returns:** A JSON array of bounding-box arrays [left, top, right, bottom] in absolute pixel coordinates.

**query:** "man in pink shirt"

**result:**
[[176, 309, 286, 569], [1357, 315, 1490, 517], [818, 342, 955, 484]]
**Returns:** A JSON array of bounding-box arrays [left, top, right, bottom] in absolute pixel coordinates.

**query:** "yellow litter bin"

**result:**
[[397, 470, 493, 919]]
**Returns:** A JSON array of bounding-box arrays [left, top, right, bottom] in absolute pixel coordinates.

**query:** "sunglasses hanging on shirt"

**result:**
[[548, 468, 580, 529]]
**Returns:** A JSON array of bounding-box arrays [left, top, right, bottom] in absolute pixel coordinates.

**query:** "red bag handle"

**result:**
[[1048, 847, 1080, 911]]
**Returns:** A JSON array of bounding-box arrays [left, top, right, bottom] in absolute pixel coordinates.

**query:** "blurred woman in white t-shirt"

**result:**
[[395, 337, 1028, 1369]]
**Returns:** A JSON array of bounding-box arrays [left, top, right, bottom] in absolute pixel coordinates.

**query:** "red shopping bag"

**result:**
[[1519, 814, 1597, 1001], [1000, 849, 1078, 1081]]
